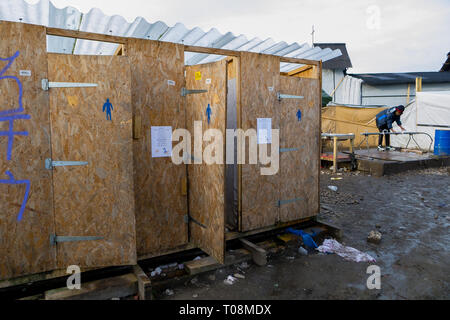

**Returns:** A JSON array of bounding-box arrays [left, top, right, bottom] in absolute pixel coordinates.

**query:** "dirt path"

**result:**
[[161, 168, 450, 300]]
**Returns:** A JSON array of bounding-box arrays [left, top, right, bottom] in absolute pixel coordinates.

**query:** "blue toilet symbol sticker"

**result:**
[[296, 109, 302, 122], [102, 98, 113, 121], [206, 103, 212, 124]]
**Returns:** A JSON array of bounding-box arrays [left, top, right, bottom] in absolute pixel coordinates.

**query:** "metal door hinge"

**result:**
[[277, 93, 304, 101], [280, 148, 300, 153], [50, 235, 104, 246], [42, 79, 98, 91], [45, 158, 88, 170], [277, 197, 303, 207], [181, 88, 208, 97]]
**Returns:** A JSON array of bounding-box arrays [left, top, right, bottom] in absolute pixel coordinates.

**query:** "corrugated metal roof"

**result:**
[[349, 72, 450, 85], [0, 0, 342, 71]]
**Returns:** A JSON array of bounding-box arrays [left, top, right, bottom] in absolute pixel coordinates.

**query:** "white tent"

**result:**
[[391, 91, 450, 151]]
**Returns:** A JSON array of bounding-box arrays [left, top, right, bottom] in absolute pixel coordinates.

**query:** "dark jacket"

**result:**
[[376, 107, 402, 129]]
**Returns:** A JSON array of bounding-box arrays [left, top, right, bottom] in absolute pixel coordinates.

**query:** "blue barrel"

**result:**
[[434, 130, 450, 155]]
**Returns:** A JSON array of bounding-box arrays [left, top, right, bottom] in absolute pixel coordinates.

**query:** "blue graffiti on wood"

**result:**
[[0, 171, 30, 221], [0, 51, 31, 221]]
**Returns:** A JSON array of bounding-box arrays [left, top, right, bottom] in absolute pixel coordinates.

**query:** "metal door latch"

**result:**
[[50, 234, 104, 246], [181, 88, 208, 97], [277, 93, 304, 101], [42, 79, 98, 91], [45, 158, 88, 170]]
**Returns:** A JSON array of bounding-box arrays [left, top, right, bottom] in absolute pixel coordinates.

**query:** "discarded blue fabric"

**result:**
[[286, 228, 318, 249]]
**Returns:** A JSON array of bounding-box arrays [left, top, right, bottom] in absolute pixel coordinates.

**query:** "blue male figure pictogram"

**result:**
[[296, 109, 302, 122], [102, 98, 113, 121]]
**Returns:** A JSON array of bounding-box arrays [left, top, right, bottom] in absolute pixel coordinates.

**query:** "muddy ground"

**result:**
[[160, 167, 450, 300]]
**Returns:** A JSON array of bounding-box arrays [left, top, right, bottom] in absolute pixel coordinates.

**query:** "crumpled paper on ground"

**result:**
[[316, 239, 376, 263]]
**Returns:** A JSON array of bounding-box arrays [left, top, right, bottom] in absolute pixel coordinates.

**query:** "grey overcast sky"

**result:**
[[37, 0, 450, 73]]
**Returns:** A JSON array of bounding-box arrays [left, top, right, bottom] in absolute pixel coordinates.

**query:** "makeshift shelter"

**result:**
[[321, 104, 387, 149], [0, 20, 323, 281], [391, 91, 450, 151]]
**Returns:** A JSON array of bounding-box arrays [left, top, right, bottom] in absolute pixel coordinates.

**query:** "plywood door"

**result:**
[[240, 52, 280, 231], [0, 21, 56, 280], [47, 54, 136, 268], [185, 60, 227, 263], [278, 76, 320, 222], [127, 39, 188, 257]]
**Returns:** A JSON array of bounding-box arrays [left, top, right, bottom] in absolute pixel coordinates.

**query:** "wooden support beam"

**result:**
[[44, 273, 138, 300], [45, 26, 319, 67], [132, 265, 152, 300], [239, 238, 267, 266], [184, 249, 252, 275], [46, 27, 129, 44]]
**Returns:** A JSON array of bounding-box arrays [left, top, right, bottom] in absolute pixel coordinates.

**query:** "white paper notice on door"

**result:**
[[151, 126, 172, 158], [257, 118, 272, 144]]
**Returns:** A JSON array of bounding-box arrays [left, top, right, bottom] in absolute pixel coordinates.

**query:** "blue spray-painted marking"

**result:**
[[0, 114, 31, 161], [102, 98, 113, 121], [0, 51, 31, 221], [296, 109, 302, 122], [206, 104, 212, 124], [0, 171, 30, 221], [0, 51, 24, 116]]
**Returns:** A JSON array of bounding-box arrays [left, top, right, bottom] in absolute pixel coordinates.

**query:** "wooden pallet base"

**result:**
[[2, 218, 341, 300]]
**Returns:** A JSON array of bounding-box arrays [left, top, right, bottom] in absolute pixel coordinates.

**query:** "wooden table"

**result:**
[[321, 133, 356, 173]]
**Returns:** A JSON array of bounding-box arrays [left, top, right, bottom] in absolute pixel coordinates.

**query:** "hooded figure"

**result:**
[[375, 105, 406, 151]]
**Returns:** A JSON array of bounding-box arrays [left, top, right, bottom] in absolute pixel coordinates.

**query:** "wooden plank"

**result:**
[[46, 27, 128, 44], [239, 238, 267, 266], [226, 215, 313, 241], [45, 273, 138, 300], [240, 52, 280, 232], [278, 76, 321, 223], [127, 39, 188, 257], [47, 54, 136, 268], [132, 264, 152, 300], [184, 248, 251, 275], [185, 60, 227, 263], [0, 21, 56, 280]]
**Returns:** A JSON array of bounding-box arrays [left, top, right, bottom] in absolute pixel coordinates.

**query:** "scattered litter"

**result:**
[[192, 293, 198, 298], [367, 230, 382, 244], [267, 264, 274, 268], [331, 177, 343, 181], [193, 256, 202, 261], [286, 228, 318, 249], [150, 267, 163, 277], [111, 297, 120, 300], [317, 239, 376, 263], [274, 283, 279, 288], [239, 262, 250, 269], [190, 277, 198, 284], [223, 275, 237, 285], [434, 214, 439, 219], [328, 185, 338, 192], [178, 264, 184, 270], [298, 246, 308, 256], [286, 256, 295, 260], [165, 289, 174, 296], [233, 273, 245, 279], [208, 274, 216, 281]]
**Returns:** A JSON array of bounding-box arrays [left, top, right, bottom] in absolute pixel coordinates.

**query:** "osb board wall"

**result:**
[[240, 52, 280, 232], [278, 76, 320, 222], [127, 39, 188, 257], [48, 54, 136, 268], [185, 60, 227, 263], [0, 21, 56, 280]]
